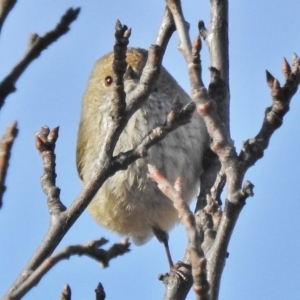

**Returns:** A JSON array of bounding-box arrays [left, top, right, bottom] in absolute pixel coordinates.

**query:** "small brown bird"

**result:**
[[76, 48, 208, 265]]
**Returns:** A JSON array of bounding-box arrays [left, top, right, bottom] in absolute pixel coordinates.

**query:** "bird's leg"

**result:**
[[152, 226, 174, 268], [152, 226, 189, 281]]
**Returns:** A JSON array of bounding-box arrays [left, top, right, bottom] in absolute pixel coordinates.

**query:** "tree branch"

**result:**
[[204, 53, 299, 300], [35, 126, 66, 214], [240, 54, 300, 168], [6, 238, 129, 300], [0, 0, 17, 35], [164, 2, 299, 300], [166, 0, 228, 205], [148, 165, 209, 300], [165, 1, 233, 298], [198, 0, 230, 133], [0, 7, 80, 110], [0, 121, 18, 209], [155, 7, 175, 54]]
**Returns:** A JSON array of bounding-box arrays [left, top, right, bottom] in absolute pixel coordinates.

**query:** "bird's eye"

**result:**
[[104, 76, 113, 87]]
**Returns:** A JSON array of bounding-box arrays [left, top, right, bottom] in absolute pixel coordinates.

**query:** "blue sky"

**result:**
[[1, 1, 300, 299]]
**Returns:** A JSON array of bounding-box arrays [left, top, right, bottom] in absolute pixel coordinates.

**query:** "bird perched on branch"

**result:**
[[76, 48, 208, 266]]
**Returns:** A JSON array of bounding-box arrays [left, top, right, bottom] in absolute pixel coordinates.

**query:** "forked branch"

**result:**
[[7, 238, 129, 300], [166, 1, 300, 300], [0, 7, 80, 110]]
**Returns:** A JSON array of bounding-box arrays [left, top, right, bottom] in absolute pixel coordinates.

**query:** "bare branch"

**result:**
[[148, 165, 209, 300], [125, 44, 163, 114], [166, 2, 262, 299], [167, 0, 192, 56], [199, 54, 299, 298], [199, 0, 230, 131], [155, 7, 175, 53], [166, 0, 234, 163], [240, 54, 300, 168], [125, 7, 175, 114], [198, 53, 300, 299], [0, 121, 18, 209], [0, 0, 17, 35], [0, 7, 80, 110], [113, 20, 130, 111], [6, 238, 130, 300], [35, 126, 66, 214], [166, 2, 232, 246], [192, 43, 234, 163]]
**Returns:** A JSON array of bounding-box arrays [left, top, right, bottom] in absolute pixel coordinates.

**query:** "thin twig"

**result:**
[[0, 0, 17, 35], [35, 126, 66, 214], [125, 44, 163, 115], [148, 165, 209, 300], [6, 238, 130, 300], [0, 7, 80, 110], [240, 54, 300, 168], [198, 0, 230, 131], [155, 6, 175, 54], [0, 121, 18, 209], [113, 20, 130, 108]]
